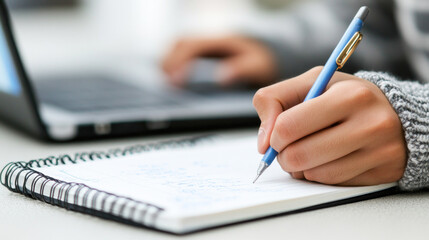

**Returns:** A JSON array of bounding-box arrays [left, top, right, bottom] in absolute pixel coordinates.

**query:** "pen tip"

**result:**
[[253, 174, 260, 184]]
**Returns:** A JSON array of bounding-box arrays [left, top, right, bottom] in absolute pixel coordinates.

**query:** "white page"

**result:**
[[36, 136, 393, 217]]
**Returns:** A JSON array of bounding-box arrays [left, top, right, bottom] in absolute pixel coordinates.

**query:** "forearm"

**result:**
[[356, 71, 429, 190]]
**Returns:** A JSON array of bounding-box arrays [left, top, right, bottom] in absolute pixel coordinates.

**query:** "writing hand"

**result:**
[[253, 67, 407, 185]]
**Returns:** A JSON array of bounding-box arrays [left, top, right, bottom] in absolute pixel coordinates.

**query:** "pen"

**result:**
[[253, 6, 369, 183]]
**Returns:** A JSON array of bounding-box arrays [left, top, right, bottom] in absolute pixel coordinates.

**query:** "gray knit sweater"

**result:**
[[356, 71, 429, 191]]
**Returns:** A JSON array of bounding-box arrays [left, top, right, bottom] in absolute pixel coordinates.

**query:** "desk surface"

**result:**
[[0, 122, 428, 240]]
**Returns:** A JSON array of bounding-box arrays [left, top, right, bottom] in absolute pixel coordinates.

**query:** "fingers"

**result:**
[[337, 143, 406, 186], [301, 150, 380, 185], [163, 38, 239, 71], [253, 67, 324, 153], [338, 163, 405, 186], [288, 142, 406, 185], [290, 171, 304, 179], [217, 56, 259, 86], [216, 56, 263, 86], [162, 37, 242, 85], [217, 46, 277, 86], [269, 81, 354, 153], [269, 75, 375, 153], [277, 119, 365, 173]]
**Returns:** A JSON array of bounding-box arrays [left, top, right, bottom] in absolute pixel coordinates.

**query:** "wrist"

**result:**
[[355, 71, 429, 190]]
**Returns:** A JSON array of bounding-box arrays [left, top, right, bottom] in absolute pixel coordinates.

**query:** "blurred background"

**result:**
[[4, 0, 303, 79]]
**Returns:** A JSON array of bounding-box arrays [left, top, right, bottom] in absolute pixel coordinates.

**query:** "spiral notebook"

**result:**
[[1, 135, 397, 234]]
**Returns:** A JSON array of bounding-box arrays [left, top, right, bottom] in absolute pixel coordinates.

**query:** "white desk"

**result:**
[[0, 122, 428, 240]]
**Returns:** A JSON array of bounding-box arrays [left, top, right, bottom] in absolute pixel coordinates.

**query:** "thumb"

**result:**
[[252, 68, 322, 154], [252, 88, 284, 154]]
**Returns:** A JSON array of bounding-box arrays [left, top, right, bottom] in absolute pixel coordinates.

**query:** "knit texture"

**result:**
[[356, 71, 429, 190]]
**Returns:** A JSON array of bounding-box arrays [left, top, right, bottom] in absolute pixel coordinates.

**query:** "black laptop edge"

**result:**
[[0, 1, 259, 142], [0, 0, 48, 140]]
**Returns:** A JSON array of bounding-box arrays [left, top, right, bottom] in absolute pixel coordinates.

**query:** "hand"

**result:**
[[253, 67, 407, 186], [162, 36, 277, 87]]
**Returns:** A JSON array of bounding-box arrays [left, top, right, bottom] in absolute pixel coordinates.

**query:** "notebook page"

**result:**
[[36, 136, 389, 217]]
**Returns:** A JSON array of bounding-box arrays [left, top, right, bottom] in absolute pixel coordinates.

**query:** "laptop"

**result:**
[[0, 1, 258, 141]]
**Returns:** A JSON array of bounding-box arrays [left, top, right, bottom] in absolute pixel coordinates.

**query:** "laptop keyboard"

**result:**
[[34, 75, 179, 112]]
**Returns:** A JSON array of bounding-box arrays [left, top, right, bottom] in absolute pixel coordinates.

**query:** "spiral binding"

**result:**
[[0, 135, 211, 228]]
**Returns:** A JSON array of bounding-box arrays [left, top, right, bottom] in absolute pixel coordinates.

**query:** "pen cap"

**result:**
[[355, 6, 369, 22]]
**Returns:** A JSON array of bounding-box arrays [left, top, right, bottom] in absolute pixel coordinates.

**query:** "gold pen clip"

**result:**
[[336, 31, 363, 69]]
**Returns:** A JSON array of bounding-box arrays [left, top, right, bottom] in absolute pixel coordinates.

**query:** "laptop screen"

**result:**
[[0, 21, 20, 96]]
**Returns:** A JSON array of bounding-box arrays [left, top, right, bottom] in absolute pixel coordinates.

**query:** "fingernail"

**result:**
[[257, 128, 266, 152]]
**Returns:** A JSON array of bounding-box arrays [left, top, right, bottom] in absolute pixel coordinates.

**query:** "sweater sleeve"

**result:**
[[355, 71, 429, 191]]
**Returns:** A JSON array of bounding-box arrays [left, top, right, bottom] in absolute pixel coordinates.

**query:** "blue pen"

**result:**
[[253, 6, 369, 183]]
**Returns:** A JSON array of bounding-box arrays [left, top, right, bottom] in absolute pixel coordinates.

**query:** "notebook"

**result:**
[[0, 135, 397, 234]]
